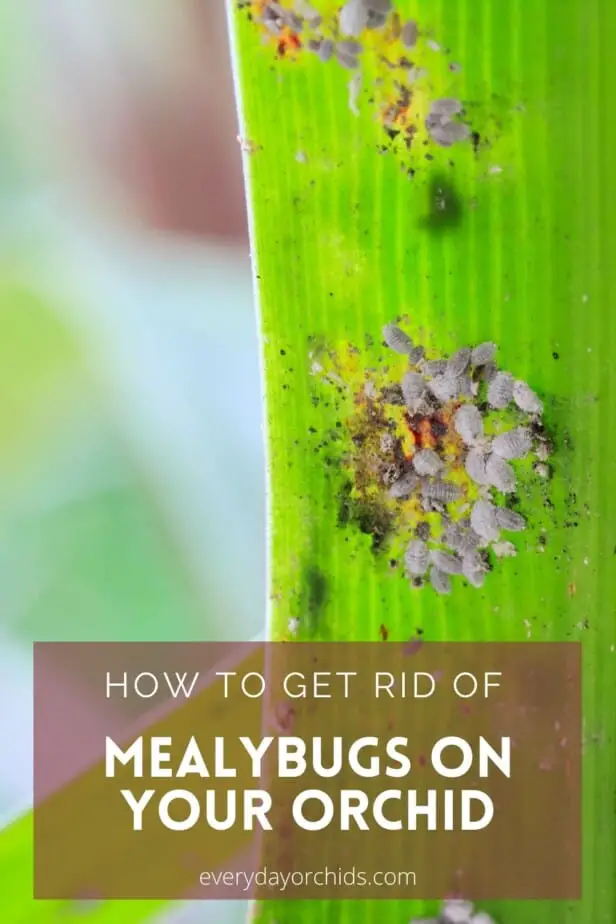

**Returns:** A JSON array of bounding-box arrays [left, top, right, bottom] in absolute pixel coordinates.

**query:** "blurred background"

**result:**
[[0, 1, 263, 919]]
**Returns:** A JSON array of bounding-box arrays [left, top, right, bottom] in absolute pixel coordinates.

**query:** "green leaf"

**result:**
[[229, 1, 616, 922]]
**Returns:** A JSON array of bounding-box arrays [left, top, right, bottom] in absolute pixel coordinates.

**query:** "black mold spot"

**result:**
[[337, 479, 393, 552]]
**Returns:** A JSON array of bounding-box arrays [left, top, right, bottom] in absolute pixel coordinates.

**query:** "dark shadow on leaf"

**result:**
[[419, 172, 464, 234], [297, 557, 330, 638]]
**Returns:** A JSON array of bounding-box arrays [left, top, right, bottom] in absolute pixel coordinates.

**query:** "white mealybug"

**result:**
[[421, 479, 463, 502], [462, 559, 486, 588], [454, 404, 484, 444], [364, 0, 393, 12], [446, 346, 472, 378], [408, 345, 426, 365], [462, 549, 487, 573], [317, 38, 334, 62], [430, 98, 463, 119], [336, 47, 360, 68], [513, 379, 544, 415], [471, 499, 500, 542], [401, 371, 427, 410], [481, 360, 498, 382], [427, 120, 470, 147], [388, 471, 419, 499], [421, 359, 448, 376], [440, 900, 475, 923], [487, 371, 514, 409], [428, 374, 458, 403], [471, 342, 497, 366], [339, 0, 368, 36], [430, 549, 463, 575], [430, 566, 452, 595], [337, 39, 363, 55], [401, 19, 419, 48], [282, 9, 303, 30], [457, 528, 483, 555], [465, 448, 490, 485], [413, 447, 443, 476], [443, 521, 464, 548], [485, 453, 517, 493], [492, 426, 533, 460], [366, 9, 388, 28], [405, 539, 429, 576], [471, 914, 497, 924], [492, 540, 517, 558], [456, 374, 474, 398], [293, 0, 319, 18], [495, 508, 526, 531]]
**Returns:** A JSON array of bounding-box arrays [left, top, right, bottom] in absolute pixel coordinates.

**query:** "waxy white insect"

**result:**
[[446, 345, 472, 378], [471, 499, 500, 542], [336, 47, 360, 69], [408, 345, 426, 365], [480, 360, 498, 382], [339, 0, 368, 36], [456, 529, 483, 556], [382, 323, 414, 354], [338, 39, 363, 55], [495, 508, 526, 531], [462, 559, 486, 588], [401, 19, 418, 48], [456, 374, 474, 398], [427, 119, 470, 147], [430, 566, 451, 595], [413, 447, 443, 476], [430, 549, 463, 575], [421, 479, 463, 503], [431, 98, 463, 119], [455, 404, 484, 444], [428, 374, 458, 402], [465, 448, 490, 485], [471, 914, 497, 924], [440, 899, 476, 923], [492, 540, 517, 558], [364, 0, 393, 13], [443, 521, 464, 548], [366, 8, 387, 28], [317, 38, 334, 62], [492, 426, 532, 460], [462, 549, 487, 573], [485, 453, 517, 493], [401, 371, 427, 410], [513, 379, 543, 415], [471, 342, 497, 366], [487, 371, 514, 409], [405, 539, 429, 576], [388, 470, 419, 499], [421, 358, 448, 376]]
